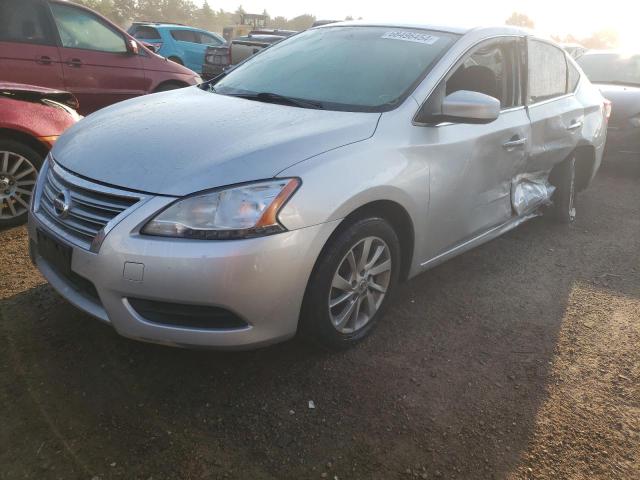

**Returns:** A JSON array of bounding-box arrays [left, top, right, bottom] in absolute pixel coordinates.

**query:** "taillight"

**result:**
[[603, 98, 612, 120]]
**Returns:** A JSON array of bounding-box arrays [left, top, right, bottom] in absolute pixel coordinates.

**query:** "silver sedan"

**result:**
[[28, 23, 608, 349]]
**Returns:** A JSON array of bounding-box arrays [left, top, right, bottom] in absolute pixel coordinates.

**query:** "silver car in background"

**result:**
[[28, 23, 607, 349]]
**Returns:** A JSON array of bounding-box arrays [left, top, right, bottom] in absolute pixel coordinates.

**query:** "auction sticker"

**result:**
[[382, 31, 440, 45]]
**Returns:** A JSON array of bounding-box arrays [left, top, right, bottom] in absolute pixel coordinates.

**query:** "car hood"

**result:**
[[0, 82, 79, 109], [52, 87, 380, 196]]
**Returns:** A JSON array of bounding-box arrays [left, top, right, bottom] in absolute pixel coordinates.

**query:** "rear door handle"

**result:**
[[567, 120, 583, 131], [502, 137, 527, 149], [66, 58, 82, 67], [35, 55, 52, 65]]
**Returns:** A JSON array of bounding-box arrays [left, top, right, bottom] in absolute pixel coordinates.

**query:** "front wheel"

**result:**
[[0, 140, 42, 228], [301, 217, 401, 349], [549, 155, 577, 224]]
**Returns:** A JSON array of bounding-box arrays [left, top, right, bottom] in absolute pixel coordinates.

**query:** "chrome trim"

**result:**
[[527, 93, 575, 108], [34, 156, 151, 253]]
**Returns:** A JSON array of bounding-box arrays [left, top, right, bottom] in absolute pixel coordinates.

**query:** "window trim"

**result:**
[[413, 34, 527, 127], [48, 1, 129, 54], [525, 37, 572, 107], [566, 54, 582, 94]]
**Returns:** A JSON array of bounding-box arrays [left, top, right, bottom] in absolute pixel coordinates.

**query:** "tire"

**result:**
[[549, 155, 577, 224], [153, 82, 187, 93], [0, 139, 43, 228], [167, 56, 183, 65], [300, 217, 401, 349]]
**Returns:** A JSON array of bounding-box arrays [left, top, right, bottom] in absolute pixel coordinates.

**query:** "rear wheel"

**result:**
[[550, 155, 577, 224], [0, 139, 42, 228], [301, 217, 401, 349], [153, 81, 187, 93]]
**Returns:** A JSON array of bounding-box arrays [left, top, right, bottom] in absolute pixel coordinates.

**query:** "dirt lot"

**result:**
[[1, 163, 639, 480]]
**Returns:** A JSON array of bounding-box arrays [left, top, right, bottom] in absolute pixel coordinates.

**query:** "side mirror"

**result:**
[[440, 90, 500, 124], [141, 41, 158, 53], [127, 39, 139, 55]]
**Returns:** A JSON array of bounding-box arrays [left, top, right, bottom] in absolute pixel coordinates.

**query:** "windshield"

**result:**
[[208, 26, 459, 112], [577, 53, 640, 86]]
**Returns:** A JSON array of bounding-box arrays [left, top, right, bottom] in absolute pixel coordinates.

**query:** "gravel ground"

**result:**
[[1, 163, 639, 480]]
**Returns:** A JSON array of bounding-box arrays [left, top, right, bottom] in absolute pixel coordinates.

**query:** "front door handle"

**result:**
[[502, 137, 527, 149], [35, 55, 52, 65], [567, 120, 584, 131], [66, 58, 82, 67]]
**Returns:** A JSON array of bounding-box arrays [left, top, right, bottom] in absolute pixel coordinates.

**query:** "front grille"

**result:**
[[37, 161, 140, 250]]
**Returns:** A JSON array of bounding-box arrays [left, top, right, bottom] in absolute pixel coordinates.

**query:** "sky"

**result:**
[[199, 0, 637, 49]]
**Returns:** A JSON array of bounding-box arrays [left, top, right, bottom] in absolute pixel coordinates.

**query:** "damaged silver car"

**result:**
[[28, 23, 608, 349]]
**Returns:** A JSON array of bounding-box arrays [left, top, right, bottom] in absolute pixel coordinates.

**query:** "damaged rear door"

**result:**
[[420, 36, 531, 260], [525, 39, 584, 173]]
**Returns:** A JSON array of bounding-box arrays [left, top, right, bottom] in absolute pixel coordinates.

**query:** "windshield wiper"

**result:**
[[223, 91, 325, 110]]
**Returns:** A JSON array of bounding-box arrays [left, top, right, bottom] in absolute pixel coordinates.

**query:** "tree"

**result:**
[[505, 12, 534, 29], [582, 30, 618, 49], [286, 14, 316, 31], [196, 0, 217, 30], [269, 16, 288, 29]]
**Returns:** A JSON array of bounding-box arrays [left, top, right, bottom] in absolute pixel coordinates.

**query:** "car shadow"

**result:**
[[1, 167, 638, 479]]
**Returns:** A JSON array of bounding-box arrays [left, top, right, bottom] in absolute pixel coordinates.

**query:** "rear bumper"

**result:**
[[28, 200, 339, 349], [202, 64, 226, 80]]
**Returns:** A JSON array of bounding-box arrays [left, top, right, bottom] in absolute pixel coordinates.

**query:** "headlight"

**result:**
[[142, 178, 300, 240], [630, 114, 640, 128]]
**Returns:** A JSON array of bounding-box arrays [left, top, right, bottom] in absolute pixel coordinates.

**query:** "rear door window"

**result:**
[[528, 40, 567, 103], [198, 32, 222, 45], [171, 30, 198, 43], [132, 26, 161, 40], [0, 0, 55, 45], [50, 3, 127, 53]]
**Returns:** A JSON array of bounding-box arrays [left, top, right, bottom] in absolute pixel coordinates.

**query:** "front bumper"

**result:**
[[28, 194, 339, 349]]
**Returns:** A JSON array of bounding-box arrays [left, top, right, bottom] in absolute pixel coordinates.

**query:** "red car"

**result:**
[[0, 82, 80, 227], [0, 0, 201, 115]]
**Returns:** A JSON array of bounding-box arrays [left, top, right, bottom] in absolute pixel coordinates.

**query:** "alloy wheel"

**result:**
[[0, 151, 37, 220], [328, 236, 392, 334]]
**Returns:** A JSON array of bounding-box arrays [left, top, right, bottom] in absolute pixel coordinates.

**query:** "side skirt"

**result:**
[[416, 212, 540, 273]]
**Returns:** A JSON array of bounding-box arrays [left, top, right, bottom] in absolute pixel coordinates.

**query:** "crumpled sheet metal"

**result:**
[[511, 174, 556, 216]]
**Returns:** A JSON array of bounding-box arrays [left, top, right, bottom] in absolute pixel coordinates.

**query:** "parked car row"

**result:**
[[128, 21, 226, 74], [0, 0, 201, 115], [203, 29, 296, 80]]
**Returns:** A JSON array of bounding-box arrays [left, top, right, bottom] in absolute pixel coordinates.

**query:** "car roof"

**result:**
[[313, 21, 530, 37], [133, 23, 210, 32]]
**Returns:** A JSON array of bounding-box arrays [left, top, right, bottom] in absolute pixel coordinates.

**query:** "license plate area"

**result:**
[[37, 229, 72, 277]]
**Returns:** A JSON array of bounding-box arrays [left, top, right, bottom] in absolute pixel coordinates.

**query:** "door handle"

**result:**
[[502, 137, 527, 149], [66, 58, 82, 67], [35, 55, 52, 65], [567, 120, 583, 131]]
